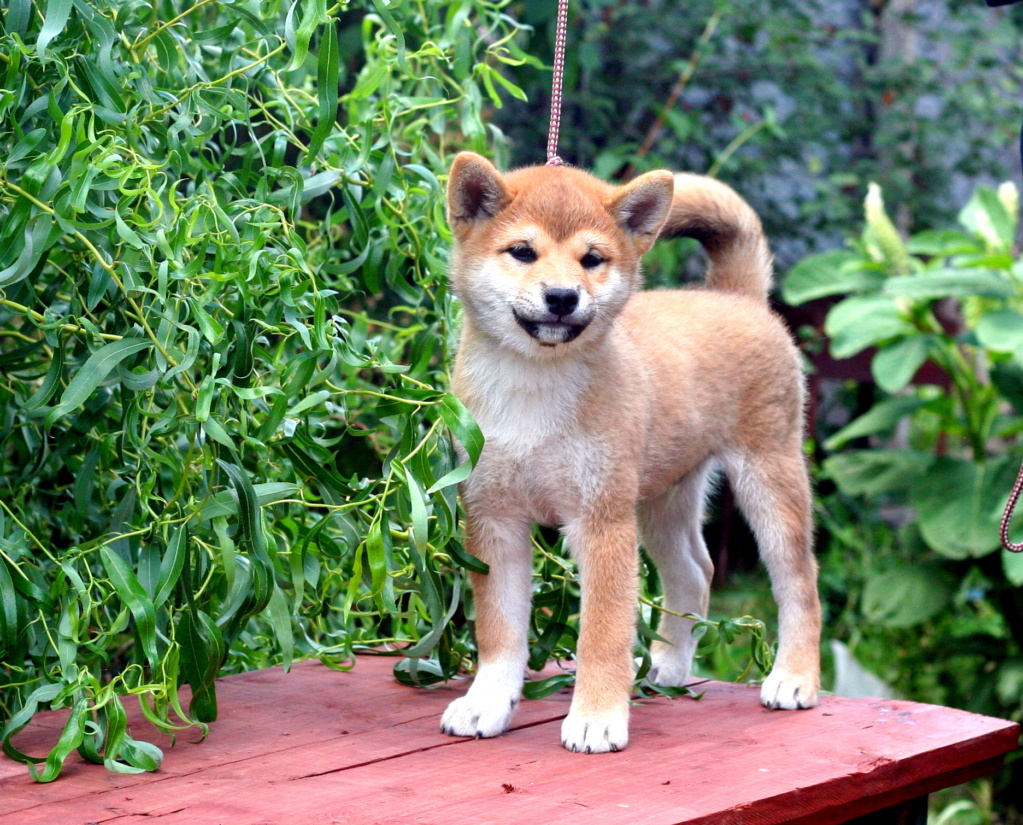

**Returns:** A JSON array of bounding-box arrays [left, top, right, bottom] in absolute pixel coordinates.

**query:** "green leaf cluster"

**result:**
[[0, 0, 529, 780], [785, 182, 1023, 728]]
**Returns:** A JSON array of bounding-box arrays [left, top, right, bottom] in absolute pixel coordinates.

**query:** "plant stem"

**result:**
[[132, 0, 220, 54]]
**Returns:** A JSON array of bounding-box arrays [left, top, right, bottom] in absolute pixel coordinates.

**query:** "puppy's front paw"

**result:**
[[760, 669, 818, 710], [560, 708, 629, 754], [440, 694, 519, 739]]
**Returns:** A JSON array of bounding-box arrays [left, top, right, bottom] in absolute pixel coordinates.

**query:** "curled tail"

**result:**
[[659, 173, 773, 301]]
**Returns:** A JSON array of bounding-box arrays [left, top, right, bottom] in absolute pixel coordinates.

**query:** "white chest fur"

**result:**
[[456, 345, 606, 525]]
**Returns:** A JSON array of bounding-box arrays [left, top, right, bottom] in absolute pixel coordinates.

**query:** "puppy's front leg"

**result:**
[[561, 514, 639, 753], [441, 514, 532, 739]]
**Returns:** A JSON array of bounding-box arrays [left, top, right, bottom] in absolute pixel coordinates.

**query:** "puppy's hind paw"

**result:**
[[644, 648, 694, 688], [440, 694, 518, 739], [760, 669, 818, 710]]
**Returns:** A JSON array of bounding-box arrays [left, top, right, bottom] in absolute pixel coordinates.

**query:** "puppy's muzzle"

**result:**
[[513, 291, 592, 346]]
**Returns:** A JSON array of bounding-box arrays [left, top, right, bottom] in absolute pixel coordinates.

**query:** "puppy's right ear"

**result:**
[[447, 152, 510, 235]]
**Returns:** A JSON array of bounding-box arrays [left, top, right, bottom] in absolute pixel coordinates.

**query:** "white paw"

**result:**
[[760, 669, 818, 710], [440, 693, 519, 739], [645, 644, 694, 687], [560, 708, 629, 754]]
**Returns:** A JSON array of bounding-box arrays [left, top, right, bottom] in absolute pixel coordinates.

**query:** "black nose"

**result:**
[[544, 287, 579, 317]]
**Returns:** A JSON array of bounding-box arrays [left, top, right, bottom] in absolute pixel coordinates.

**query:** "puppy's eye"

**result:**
[[580, 251, 605, 269], [507, 244, 537, 264]]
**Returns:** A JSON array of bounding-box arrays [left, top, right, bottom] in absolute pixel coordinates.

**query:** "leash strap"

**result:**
[[1001, 461, 1023, 552], [546, 0, 570, 166]]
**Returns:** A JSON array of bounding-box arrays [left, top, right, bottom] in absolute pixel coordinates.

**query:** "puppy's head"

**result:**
[[446, 153, 673, 356]]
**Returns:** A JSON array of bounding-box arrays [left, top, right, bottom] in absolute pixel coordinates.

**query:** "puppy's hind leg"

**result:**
[[639, 463, 715, 687], [440, 515, 533, 739], [724, 448, 821, 710]]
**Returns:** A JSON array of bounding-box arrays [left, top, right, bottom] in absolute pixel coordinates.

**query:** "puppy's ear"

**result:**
[[610, 170, 674, 252], [447, 152, 511, 234]]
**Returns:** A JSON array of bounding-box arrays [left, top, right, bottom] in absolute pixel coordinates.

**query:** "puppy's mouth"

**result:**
[[513, 312, 589, 346]]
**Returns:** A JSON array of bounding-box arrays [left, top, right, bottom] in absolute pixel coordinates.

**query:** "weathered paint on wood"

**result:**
[[1, 656, 1018, 825]]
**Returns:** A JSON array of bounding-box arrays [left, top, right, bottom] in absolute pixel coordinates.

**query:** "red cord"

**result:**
[[1000, 457, 1023, 552], [546, 0, 570, 166]]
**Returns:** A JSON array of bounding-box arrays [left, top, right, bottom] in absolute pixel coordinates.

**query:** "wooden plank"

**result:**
[[97, 686, 1013, 825], [0, 657, 570, 818], [0, 659, 1018, 825]]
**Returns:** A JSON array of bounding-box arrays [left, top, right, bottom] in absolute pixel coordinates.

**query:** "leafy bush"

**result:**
[[0, 0, 776, 783], [0, 0, 535, 779], [784, 182, 1023, 810]]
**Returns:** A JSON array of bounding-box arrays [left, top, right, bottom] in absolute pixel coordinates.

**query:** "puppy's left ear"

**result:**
[[610, 170, 674, 252], [447, 152, 511, 237]]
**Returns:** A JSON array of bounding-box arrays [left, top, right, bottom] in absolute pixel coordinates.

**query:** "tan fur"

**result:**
[[439, 153, 821, 754]]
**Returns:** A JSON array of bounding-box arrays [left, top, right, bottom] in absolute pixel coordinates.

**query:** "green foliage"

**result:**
[[786, 182, 1023, 787], [0, 0, 774, 783], [787, 182, 1023, 567], [494, 0, 1023, 271], [0, 0, 530, 780]]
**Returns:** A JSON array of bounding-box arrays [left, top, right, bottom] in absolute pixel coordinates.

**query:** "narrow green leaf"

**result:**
[[363, 520, 395, 612], [178, 608, 226, 723], [370, 0, 410, 74], [403, 466, 429, 552], [436, 393, 484, 464], [202, 416, 234, 450], [267, 584, 294, 671], [36, 0, 74, 57], [100, 546, 159, 667], [29, 699, 88, 783], [403, 573, 461, 658], [392, 657, 448, 687], [47, 339, 151, 425], [21, 345, 64, 413], [217, 459, 269, 563], [305, 21, 339, 160], [0, 216, 52, 288], [285, 0, 328, 70], [522, 673, 574, 700], [100, 695, 143, 775], [445, 540, 489, 575], [117, 737, 163, 773], [278, 441, 349, 496], [216, 461, 274, 622], [488, 67, 528, 102], [153, 526, 187, 609], [0, 558, 22, 658], [1, 683, 63, 765], [6, 0, 31, 35], [114, 212, 144, 250]]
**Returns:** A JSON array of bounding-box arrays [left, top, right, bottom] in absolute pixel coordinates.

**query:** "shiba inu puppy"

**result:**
[[439, 152, 821, 754]]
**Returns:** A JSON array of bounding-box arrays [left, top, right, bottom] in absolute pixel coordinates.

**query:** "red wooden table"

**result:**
[[1, 656, 1018, 825]]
